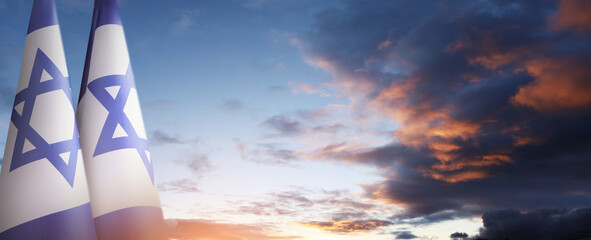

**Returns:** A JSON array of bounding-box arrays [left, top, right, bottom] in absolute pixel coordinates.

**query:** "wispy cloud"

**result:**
[[236, 0, 270, 10], [268, 84, 288, 93], [298, 219, 391, 233], [220, 99, 244, 112], [154, 133, 210, 194], [259, 107, 352, 138], [250, 57, 286, 72], [288, 81, 330, 97], [252, 104, 391, 167], [144, 99, 175, 113], [151, 130, 185, 145], [170, 8, 200, 36], [235, 141, 299, 165], [158, 178, 200, 193], [223, 188, 397, 232], [153, 130, 210, 177], [261, 115, 302, 136], [177, 152, 210, 175]]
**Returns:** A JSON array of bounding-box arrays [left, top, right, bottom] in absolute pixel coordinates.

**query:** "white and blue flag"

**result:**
[[0, 0, 97, 239], [77, 0, 166, 239]]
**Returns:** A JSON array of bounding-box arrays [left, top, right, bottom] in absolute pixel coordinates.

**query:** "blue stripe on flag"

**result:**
[[79, 0, 122, 102], [95, 0, 122, 27], [94, 206, 167, 240], [0, 203, 97, 240], [27, 0, 58, 34]]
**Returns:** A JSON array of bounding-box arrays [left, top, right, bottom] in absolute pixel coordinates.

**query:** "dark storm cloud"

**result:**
[[376, 108, 590, 215], [389, 207, 481, 226], [450, 232, 468, 239], [298, 0, 591, 226], [363, 128, 591, 219], [392, 231, 418, 239], [474, 208, 591, 240]]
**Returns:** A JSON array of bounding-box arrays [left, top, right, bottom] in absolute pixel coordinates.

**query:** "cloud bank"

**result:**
[[291, 0, 591, 229], [474, 207, 591, 240]]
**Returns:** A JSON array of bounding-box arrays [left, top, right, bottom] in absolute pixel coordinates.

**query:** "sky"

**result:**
[[1, 0, 591, 239]]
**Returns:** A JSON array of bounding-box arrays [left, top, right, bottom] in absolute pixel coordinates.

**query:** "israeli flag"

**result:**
[[0, 0, 97, 239], [77, 0, 166, 239]]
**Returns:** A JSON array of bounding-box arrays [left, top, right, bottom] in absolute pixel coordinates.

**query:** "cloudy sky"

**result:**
[[1, 0, 591, 239]]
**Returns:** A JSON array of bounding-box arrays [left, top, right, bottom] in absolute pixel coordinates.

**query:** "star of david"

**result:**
[[87, 67, 154, 184], [10, 49, 79, 187]]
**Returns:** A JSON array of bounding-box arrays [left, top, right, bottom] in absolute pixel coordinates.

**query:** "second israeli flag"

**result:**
[[77, 0, 166, 239]]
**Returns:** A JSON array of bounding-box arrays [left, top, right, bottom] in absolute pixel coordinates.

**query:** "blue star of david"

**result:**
[[87, 67, 154, 184], [10, 49, 79, 187]]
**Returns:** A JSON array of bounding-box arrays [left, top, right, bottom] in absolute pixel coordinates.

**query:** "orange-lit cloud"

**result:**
[[428, 170, 489, 183], [512, 135, 543, 147], [288, 81, 331, 97], [377, 39, 392, 51], [469, 52, 521, 70], [461, 29, 529, 71], [298, 219, 391, 233], [548, 0, 591, 32], [512, 57, 591, 111], [374, 79, 480, 148], [430, 154, 512, 172], [370, 79, 494, 181]]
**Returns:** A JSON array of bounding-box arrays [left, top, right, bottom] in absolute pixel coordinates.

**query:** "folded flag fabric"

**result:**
[[0, 0, 97, 239], [77, 0, 167, 239]]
